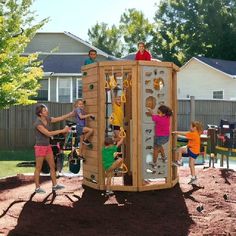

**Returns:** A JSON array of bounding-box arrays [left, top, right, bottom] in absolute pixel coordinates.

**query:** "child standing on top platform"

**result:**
[[135, 42, 152, 61], [148, 105, 173, 168], [172, 121, 203, 185]]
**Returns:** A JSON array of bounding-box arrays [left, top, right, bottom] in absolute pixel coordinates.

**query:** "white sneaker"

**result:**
[[172, 160, 182, 167], [52, 184, 65, 191], [35, 187, 46, 194], [105, 190, 114, 196]]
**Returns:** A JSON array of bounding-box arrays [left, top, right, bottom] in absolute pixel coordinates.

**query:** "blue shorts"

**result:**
[[76, 125, 84, 136], [182, 148, 199, 159], [154, 136, 169, 147]]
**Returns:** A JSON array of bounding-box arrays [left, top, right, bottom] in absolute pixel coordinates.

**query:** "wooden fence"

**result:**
[[1, 99, 236, 149], [0, 102, 73, 150], [178, 98, 236, 130]]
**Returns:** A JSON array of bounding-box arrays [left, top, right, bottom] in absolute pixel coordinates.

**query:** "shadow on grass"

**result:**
[[8, 184, 194, 236]]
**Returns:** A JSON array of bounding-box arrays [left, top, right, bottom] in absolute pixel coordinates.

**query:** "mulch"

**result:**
[[0, 167, 236, 236]]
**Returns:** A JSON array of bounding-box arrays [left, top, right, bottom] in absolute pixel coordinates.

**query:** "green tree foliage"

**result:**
[[153, 0, 236, 65], [119, 9, 154, 53], [0, 0, 48, 109], [88, 23, 124, 57], [88, 9, 154, 57]]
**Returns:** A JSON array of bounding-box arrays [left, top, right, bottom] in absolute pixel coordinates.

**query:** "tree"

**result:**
[[119, 9, 154, 53], [0, 0, 48, 109], [152, 0, 236, 66], [88, 23, 124, 57], [88, 9, 154, 57]]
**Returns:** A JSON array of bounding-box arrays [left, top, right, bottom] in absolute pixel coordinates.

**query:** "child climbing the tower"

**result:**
[[102, 136, 124, 196], [74, 99, 94, 160], [110, 95, 124, 144], [147, 105, 173, 168], [172, 121, 203, 185]]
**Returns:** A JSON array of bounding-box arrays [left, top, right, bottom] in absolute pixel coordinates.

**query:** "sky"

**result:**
[[31, 0, 160, 41]]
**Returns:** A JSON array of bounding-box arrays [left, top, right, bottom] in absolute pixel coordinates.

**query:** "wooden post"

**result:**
[[190, 96, 195, 122]]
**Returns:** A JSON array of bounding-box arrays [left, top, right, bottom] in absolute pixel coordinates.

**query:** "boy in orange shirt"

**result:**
[[172, 121, 203, 184]]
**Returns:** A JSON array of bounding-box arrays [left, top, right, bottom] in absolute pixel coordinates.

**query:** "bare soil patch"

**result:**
[[0, 167, 236, 236]]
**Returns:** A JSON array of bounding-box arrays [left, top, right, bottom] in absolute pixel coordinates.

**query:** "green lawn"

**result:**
[[0, 149, 35, 178]]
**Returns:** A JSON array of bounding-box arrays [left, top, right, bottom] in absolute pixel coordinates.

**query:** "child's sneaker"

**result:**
[[149, 161, 157, 169], [78, 155, 86, 162], [114, 168, 123, 174], [35, 187, 46, 194], [188, 176, 197, 185], [105, 190, 114, 196], [161, 156, 167, 162], [52, 184, 65, 191], [83, 139, 91, 146], [172, 160, 182, 167]]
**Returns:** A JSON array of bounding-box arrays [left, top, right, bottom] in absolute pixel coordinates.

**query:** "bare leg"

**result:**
[[45, 153, 57, 186], [83, 127, 93, 140], [159, 145, 165, 158], [153, 146, 158, 163], [34, 156, 44, 188], [189, 157, 196, 176], [177, 146, 187, 161], [79, 135, 84, 156], [106, 171, 113, 192], [105, 158, 123, 191], [113, 130, 120, 143]]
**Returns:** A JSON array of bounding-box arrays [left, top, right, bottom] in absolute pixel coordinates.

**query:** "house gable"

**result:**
[[181, 57, 236, 78], [24, 32, 118, 103], [177, 58, 236, 100], [25, 32, 92, 53]]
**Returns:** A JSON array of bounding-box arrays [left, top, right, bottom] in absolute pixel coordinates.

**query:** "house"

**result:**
[[24, 32, 117, 103], [177, 56, 236, 100]]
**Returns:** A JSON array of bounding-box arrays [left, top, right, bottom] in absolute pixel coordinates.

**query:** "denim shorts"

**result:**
[[182, 148, 199, 159], [154, 136, 169, 147], [76, 125, 84, 136], [34, 145, 53, 157], [111, 125, 120, 131]]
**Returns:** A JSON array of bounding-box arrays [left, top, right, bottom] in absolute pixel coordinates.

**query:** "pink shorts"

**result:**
[[34, 145, 53, 157]]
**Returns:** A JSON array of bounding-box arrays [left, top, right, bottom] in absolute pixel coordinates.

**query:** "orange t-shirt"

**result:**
[[186, 131, 200, 154]]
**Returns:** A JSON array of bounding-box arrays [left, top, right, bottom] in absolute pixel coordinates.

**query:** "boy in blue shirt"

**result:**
[[84, 49, 97, 65]]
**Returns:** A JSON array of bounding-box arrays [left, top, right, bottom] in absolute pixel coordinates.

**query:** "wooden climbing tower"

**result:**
[[81, 60, 179, 191]]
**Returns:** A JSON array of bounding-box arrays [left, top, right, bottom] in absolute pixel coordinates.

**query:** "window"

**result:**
[[73, 78, 82, 100], [58, 78, 71, 102], [36, 79, 48, 101], [213, 90, 223, 99]]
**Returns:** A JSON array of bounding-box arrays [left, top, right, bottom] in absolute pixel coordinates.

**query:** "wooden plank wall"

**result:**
[[81, 66, 100, 185]]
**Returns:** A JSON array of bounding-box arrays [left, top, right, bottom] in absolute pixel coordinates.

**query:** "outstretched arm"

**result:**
[[51, 111, 75, 123], [79, 113, 94, 119], [172, 131, 188, 136], [116, 137, 124, 147], [37, 125, 69, 137]]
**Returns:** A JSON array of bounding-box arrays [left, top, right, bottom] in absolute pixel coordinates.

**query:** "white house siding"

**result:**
[[177, 59, 236, 100], [25, 33, 90, 53]]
